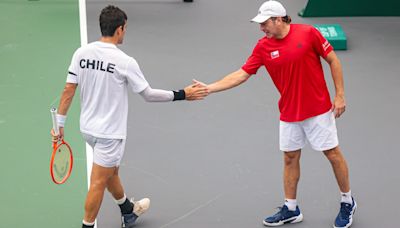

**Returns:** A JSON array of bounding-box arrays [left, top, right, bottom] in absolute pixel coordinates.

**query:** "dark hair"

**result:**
[[282, 15, 292, 24], [271, 15, 292, 24], [99, 5, 128, 37]]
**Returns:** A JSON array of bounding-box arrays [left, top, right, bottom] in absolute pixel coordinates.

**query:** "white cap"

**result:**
[[251, 0, 286, 23]]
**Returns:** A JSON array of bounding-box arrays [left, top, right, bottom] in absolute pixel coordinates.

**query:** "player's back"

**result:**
[[67, 41, 133, 139]]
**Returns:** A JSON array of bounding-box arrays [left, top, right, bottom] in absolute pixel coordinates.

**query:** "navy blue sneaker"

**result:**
[[263, 205, 303, 226], [121, 198, 150, 228], [334, 197, 357, 228], [121, 213, 138, 228]]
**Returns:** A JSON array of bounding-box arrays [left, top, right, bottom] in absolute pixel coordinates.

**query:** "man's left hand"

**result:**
[[332, 95, 346, 118]]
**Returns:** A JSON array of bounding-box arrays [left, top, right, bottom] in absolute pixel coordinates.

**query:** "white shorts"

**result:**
[[279, 111, 339, 152], [82, 133, 126, 168]]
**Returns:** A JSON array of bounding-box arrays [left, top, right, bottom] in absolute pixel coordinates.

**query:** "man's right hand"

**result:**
[[50, 127, 64, 143], [184, 80, 209, 100]]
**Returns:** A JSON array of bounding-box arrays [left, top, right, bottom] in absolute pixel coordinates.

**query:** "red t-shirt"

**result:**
[[242, 24, 333, 122]]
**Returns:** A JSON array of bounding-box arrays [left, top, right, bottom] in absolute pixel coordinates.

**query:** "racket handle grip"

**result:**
[[51, 107, 59, 136]]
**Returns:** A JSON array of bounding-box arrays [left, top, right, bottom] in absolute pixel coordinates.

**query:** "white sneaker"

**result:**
[[132, 198, 150, 216]]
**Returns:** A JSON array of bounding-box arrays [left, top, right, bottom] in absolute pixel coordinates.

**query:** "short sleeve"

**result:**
[[125, 58, 149, 94], [241, 42, 264, 75], [66, 50, 79, 84], [311, 27, 333, 58]]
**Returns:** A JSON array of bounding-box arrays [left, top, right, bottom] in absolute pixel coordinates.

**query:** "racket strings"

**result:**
[[51, 143, 73, 183]]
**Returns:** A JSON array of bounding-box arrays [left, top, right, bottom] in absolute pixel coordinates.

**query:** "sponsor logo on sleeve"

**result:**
[[322, 40, 331, 51]]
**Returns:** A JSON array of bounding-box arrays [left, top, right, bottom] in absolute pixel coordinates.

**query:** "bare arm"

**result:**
[[324, 51, 346, 118], [205, 69, 251, 94], [51, 83, 77, 141], [58, 83, 78, 115]]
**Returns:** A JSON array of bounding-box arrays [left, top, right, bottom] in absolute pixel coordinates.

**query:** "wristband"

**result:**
[[172, 89, 185, 101], [56, 114, 67, 127]]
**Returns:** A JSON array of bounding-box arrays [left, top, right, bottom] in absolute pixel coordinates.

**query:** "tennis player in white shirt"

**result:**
[[51, 5, 208, 228]]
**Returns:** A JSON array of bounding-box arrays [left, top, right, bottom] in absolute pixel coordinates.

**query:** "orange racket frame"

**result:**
[[50, 140, 74, 184], [50, 108, 74, 184]]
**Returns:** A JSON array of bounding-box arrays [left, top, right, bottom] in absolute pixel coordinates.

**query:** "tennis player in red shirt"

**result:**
[[195, 1, 356, 227]]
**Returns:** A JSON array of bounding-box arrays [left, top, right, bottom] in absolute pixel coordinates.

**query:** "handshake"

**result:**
[[183, 79, 210, 101]]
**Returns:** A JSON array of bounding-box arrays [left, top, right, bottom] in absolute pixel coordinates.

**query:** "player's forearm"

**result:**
[[58, 83, 77, 115], [330, 58, 345, 97], [325, 52, 345, 97], [139, 86, 174, 102], [208, 69, 250, 93]]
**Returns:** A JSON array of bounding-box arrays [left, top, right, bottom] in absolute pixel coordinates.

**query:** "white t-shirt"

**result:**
[[67, 41, 149, 139]]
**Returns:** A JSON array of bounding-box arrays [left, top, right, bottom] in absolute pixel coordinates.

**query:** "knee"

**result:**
[[284, 152, 300, 166], [324, 147, 343, 163], [90, 178, 108, 191]]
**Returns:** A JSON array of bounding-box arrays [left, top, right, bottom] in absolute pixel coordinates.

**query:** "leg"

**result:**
[[283, 150, 301, 200], [303, 111, 348, 191], [263, 121, 304, 226], [323, 146, 350, 193], [106, 166, 150, 228], [325, 146, 357, 228], [106, 167, 134, 215], [263, 150, 303, 226], [83, 163, 117, 223], [106, 167, 125, 200]]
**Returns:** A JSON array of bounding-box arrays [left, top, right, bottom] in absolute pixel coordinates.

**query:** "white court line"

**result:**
[[78, 0, 96, 227], [79, 0, 88, 47], [158, 193, 224, 228], [78, 0, 90, 190]]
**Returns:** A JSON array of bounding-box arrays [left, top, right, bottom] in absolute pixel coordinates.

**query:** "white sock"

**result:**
[[284, 198, 297, 211], [340, 190, 352, 204], [115, 194, 127, 205], [82, 220, 95, 226]]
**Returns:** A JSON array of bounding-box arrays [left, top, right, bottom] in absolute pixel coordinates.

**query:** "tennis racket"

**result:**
[[50, 108, 73, 184]]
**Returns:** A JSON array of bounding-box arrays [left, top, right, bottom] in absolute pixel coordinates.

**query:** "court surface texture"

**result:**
[[1, 0, 399, 227]]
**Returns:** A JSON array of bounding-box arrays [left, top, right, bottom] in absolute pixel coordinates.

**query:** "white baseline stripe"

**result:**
[[79, 0, 88, 47], [79, 0, 96, 227]]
